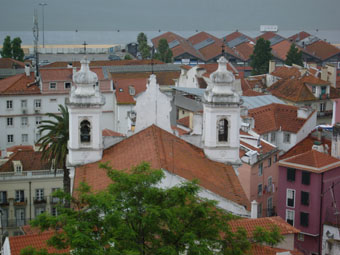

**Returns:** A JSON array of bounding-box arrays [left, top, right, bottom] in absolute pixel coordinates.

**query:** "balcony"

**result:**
[[34, 196, 47, 204], [13, 198, 27, 206], [0, 199, 9, 206]]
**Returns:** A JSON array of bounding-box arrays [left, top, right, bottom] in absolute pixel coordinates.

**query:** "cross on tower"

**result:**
[[83, 41, 88, 54]]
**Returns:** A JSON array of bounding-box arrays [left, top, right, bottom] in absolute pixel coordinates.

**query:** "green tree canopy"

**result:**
[[1, 36, 13, 58], [137, 32, 150, 59], [137, 32, 147, 46], [124, 54, 133, 60], [285, 43, 303, 67], [37, 105, 71, 204], [12, 37, 24, 61], [155, 38, 173, 63], [250, 38, 273, 75], [29, 162, 282, 255]]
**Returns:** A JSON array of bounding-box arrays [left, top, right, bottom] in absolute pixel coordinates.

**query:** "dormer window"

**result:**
[[128, 85, 135, 96], [16, 165, 22, 173], [13, 161, 23, 174], [80, 120, 91, 143], [218, 118, 228, 142]]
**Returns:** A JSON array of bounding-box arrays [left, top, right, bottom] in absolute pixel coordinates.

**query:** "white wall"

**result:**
[[322, 224, 340, 255]]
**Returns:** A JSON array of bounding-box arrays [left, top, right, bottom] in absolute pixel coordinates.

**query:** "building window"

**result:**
[[15, 190, 25, 202], [257, 203, 262, 218], [274, 154, 278, 163], [268, 158, 272, 167], [258, 162, 263, 176], [263, 134, 268, 141], [21, 117, 28, 126], [297, 233, 304, 241], [267, 197, 273, 216], [80, 120, 91, 143], [21, 134, 28, 143], [7, 134, 14, 143], [6, 100, 13, 109], [300, 212, 309, 227], [36, 116, 42, 125], [320, 103, 326, 112], [0, 208, 8, 227], [312, 86, 316, 93], [15, 165, 22, 174], [268, 176, 273, 192], [21, 100, 27, 108], [301, 191, 310, 206], [286, 209, 295, 226], [50, 98, 57, 102], [64, 82, 71, 89], [7, 117, 13, 126], [218, 119, 228, 142], [0, 191, 7, 204], [35, 207, 45, 217], [49, 82, 57, 90], [128, 85, 135, 95], [283, 132, 291, 143], [287, 168, 296, 182], [15, 208, 25, 226], [51, 207, 58, 216], [286, 189, 295, 207], [271, 132, 276, 142], [35, 189, 44, 201], [302, 171, 310, 185], [258, 184, 263, 196], [34, 99, 41, 109]]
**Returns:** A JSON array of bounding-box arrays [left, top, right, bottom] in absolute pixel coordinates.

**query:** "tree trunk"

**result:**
[[63, 161, 71, 208]]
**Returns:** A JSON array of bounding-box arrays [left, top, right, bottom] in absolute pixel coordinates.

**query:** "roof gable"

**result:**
[[0, 73, 40, 95]]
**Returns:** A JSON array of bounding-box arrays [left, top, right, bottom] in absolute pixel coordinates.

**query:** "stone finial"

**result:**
[[73, 57, 98, 96], [210, 56, 235, 84]]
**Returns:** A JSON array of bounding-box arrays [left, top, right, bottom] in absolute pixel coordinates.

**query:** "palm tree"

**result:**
[[37, 104, 70, 205]]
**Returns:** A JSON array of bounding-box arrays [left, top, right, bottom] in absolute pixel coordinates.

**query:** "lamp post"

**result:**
[[39, 3, 47, 48]]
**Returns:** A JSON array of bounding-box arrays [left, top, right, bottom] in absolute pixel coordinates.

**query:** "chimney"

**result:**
[[331, 123, 340, 159], [251, 200, 258, 219], [25, 64, 30, 77], [67, 62, 73, 68], [268, 60, 276, 74]]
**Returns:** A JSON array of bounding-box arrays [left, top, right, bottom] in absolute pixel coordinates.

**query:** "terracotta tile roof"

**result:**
[[74, 125, 250, 209], [0, 73, 40, 95], [280, 150, 340, 173], [302, 74, 330, 85], [6, 145, 34, 153], [177, 116, 190, 128], [256, 32, 279, 41], [289, 31, 311, 42], [171, 125, 190, 136], [42, 59, 164, 68], [152, 32, 204, 60], [271, 40, 295, 61], [232, 41, 254, 61], [242, 89, 265, 96], [40, 67, 107, 82], [9, 231, 69, 255], [0, 58, 26, 69], [0, 150, 49, 173], [248, 103, 313, 134], [198, 62, 238, 76], [271, 65, 302, 79], [229, 216, 300, 239], [281, 132, 332, 160], [224, 31, 254, 43], [111, 71, 180, 86], [268, 76, 316, 102], [114, 78, 147, 104], [102, 129, 125, 137], [330, 86, 340, 99], [249, 244, 303, 255], [21, 225, 41, 235], [305, 40, 340, 60]]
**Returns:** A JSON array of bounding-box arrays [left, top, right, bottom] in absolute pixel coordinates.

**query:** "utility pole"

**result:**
[[39, 3, 47, 48]]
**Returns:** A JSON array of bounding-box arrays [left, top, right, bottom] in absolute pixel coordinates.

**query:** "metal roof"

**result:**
[[172, 87, 205, 97], [227, 35, 249, 48], [168, 40, 180, 49], [269, 35, 285, 46], [193, 38, 215, 50], [242, 95, 285, 109]]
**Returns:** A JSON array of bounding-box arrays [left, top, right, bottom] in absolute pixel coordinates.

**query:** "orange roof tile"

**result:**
[[9, 231, 69, 255], [280, 150, 340, 172], [0, 73, 40, 95], [6, 145, 34, 153], [249, 244, 303, 255], [110, 71, 180, 86], [0, 58, 26, 69], [177, 116, 190, 128], [289, 31, 311, 42], [0, 150, 50, 173], [229, 216, 300, 239], [248, 103, 313, 134], [305, 40, 340, 61], [74, 125, 250, 209], [233, 42, 254, 61], [271, 65, 302, 79], [171, 125, 190, 136], [102, 129, 125, 137], [256, 32, 279, 41], [271, 40, 295, 61], [114, 78, 147, 104]]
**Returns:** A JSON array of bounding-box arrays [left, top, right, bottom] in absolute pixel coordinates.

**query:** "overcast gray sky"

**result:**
[[0, 0, 339, 31]]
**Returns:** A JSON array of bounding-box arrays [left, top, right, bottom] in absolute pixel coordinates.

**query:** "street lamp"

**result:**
[[39, 3, 47, 48]]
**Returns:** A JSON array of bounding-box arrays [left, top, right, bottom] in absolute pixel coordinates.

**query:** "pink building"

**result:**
[[277, 149, 340, 254]]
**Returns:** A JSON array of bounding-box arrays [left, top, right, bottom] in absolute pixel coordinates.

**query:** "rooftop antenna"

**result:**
[[33, 9, 40, 79], [83, 41, 87, 54]]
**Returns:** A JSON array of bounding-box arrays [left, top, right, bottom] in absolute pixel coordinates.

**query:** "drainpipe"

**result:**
[[29, 181, 32, 221], [318, 173, 324, 255]]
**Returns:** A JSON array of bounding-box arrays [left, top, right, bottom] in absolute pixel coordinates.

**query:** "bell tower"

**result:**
[[67, 57, 105, 166], [203, 56, 241, 165]]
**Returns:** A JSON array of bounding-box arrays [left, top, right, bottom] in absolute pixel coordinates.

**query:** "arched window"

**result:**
[[218, 119, 228, 142], [80, 120, 91, 143]]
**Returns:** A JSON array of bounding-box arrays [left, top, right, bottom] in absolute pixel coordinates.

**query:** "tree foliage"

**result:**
[[285, 43, 303, 67], [1, 36, 13, 58], [155, 38, 173, 63], [250, 38, 273, 75], [37, 105, 71, 202], [12, 37, 24, 61], [137, 32, 150, 59], [124, 54, 133, 60], [29, 162, 282, 255]]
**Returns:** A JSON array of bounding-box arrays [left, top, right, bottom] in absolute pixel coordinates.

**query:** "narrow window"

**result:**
[[258, 184, 263, 196], [302, 171, 310, 185], [21, 134, 28, 143], [268, 157, 272, 167], [218, 119, 228, 142], [301, 191, 309, 206], [6, 100, 13, 109], [7, 117, 13, 126], [257, 203, 262, 218], [287, 189, 295, 207], [286, 209, 295, 226], [300, 212, 309, 227], [64, 82, 71, 89], [271, 132, 276, 142], [287, 168, 296, 182], [80, 120, 91, 143], [49, 82, 57, 90], [258, 162, 263, 176]]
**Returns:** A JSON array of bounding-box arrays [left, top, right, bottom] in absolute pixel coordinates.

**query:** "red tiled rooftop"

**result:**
[[0, 58, 26, 69], [232, 41, 254, 61], [289, 31, 311, 42], [229, 216, 300, 239], [9, 231, 69, 255], [271, 65, 302, 79], [0, 73, 40, 95], [110, 71, 180, 86], [6, 145, 34, 153], [102, 129, 125, 137], [177, 116, 190, 128], [249, 244, 303, 255], [280, 150, 340, 173], [271, 40, 295, 61], [305, 40, 340, 61], [74, 125, 250, 209], [114, 78, 147, 104], [256, 31, 280, 41], [248, 103, 314, 134]]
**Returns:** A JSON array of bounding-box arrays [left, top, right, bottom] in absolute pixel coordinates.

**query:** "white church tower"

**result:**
[[203, 56, 241, 165], [67, 58, 105, 165]]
